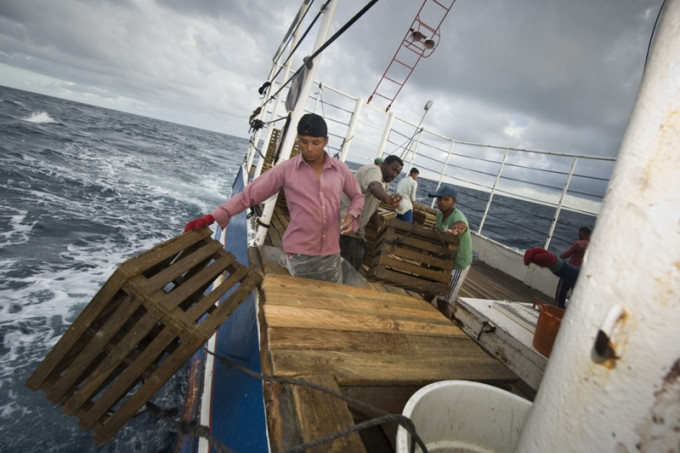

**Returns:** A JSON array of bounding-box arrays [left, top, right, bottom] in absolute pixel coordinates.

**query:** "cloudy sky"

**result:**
[[0, 0, 664, 159]]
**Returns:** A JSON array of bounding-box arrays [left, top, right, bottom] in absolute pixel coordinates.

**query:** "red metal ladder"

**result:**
[[367, 0, 455, 111]]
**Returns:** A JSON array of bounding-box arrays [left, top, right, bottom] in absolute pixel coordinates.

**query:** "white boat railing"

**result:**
[[247, 79, 616, 252]]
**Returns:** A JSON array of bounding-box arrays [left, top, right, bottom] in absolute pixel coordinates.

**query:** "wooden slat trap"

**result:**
[[366, 218, 458, 296], [25, 228, 261, 443]]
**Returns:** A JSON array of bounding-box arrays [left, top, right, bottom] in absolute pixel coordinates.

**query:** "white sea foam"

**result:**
[[22, 111, 58, 124]]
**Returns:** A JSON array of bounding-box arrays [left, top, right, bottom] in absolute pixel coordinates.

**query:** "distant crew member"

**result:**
[[339, 155, 403, 270], [395, 167, 419, 223], [554, 226, 591, 307]]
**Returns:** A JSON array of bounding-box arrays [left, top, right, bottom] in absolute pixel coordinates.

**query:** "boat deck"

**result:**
[[255, 202, 547, 451], [251, 249, 519, 452], [460, 260, 550, 304]]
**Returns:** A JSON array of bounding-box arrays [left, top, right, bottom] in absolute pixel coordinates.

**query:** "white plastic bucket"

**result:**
[[396, 380, 532, 453]]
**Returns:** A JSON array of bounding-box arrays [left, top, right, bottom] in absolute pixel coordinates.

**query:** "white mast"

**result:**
[[517, 1, 680, 451], [253, 0, 338, 246]]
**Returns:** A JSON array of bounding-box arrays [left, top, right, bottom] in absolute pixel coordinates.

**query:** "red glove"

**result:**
[[183, 214, 215, 232], [523, 247, 557, 268]]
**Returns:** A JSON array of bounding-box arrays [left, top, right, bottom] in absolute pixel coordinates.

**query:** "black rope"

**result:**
[[140, 343, 430, 453], [433, 229, 455, 260], [248, 138, 266, 162], [263, 0, 380, 108], [264, 1, 325, 95], [643, 0, 666, 74], [205, 348, 429, 453], [386, 228, 415, 246]]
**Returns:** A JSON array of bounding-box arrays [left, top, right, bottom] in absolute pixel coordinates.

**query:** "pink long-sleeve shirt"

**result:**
[[212, 152, 364, 256]]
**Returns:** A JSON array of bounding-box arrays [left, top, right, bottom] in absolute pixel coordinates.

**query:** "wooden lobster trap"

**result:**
[[366, 218, 458, 295], [25, 227, 261, 444]]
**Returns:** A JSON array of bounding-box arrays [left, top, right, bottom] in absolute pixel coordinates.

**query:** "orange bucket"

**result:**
[[532, 301, 565, 357]]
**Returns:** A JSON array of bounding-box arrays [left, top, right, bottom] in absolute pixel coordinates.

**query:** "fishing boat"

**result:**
[[176, 1, 680, 451], [26, 0, 680, 452]]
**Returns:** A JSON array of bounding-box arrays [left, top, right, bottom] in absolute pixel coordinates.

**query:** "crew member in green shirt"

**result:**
[[428, 184, 472, 318]]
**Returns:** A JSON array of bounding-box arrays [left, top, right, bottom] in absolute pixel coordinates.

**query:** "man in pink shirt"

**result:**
[[184, 113, 364, 283]]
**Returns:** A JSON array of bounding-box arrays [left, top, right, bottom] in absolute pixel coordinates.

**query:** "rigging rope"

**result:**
[[142, 346, 430, 453], [263, 1, 324, 96], [261, 0, 380, 108]]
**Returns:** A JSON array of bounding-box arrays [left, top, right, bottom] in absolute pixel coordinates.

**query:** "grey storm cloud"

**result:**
[[0, 0, 664, 159]]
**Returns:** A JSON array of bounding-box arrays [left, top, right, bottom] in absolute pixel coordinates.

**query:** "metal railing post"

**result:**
[[339, 97, 364, 162], [430, 139, 455, 209], [477, 148, 509, 234], [377, 111, 395, 159], [544, 157, 578, 249]]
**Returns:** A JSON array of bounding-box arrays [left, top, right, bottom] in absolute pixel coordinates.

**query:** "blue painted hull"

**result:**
[[178, 166, 268, 453]]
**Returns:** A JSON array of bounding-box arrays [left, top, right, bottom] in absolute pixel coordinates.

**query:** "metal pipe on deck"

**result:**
[[517, 1, 680, 450]]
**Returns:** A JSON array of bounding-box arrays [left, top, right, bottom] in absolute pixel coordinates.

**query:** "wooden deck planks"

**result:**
[[460, 260, 549, 304], [260, 273, 516, 387]]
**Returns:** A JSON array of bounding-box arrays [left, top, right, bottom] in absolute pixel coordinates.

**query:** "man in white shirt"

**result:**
[[395, 168, 419, 223]]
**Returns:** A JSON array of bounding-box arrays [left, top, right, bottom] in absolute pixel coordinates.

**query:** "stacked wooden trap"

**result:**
[[25, 228, 261, 443], [366, 218, 459, 296]]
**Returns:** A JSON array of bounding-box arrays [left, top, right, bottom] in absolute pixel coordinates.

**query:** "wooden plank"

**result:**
[[25, 272, 130, 391], [91, 339, 203, 443], [183, 264, 250, 323], [267, 327, 470, 353], [261, 274, 438, 309], [459, 261, 549, 303], [43, 292, 141, 404], [260, 288, 449, 325], [268, 349, 516, 386], [372, 266, 448, 295], [79, 323, 182, 430], [143, 239, 223, 291], [160, 252, 238, 310], [263, 380, 305, 453], [195, 272, 261, 335], [292, 375, 366, 453], [63, 307, 166, 417], [263, 305, 458, 337], [376, 242, 452, 269], [376, 229, 455, 256], [262, 297, 448, 325], [374, 253, 450, 283]]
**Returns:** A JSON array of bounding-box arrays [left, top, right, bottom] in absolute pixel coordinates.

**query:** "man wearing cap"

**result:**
[[428, 184, 472, 317], [184, 113, 364, 284], [339, 155, 404, 270]]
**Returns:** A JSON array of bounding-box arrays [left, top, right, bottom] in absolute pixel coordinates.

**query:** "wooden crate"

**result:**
[[366, 218, 458, 295], [25, 228, 262, 444], [412, 201, 437, 227]]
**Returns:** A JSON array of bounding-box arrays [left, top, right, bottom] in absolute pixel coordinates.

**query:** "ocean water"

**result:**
[[0, 85, 245, 452], [0, 85, 595, 452]]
